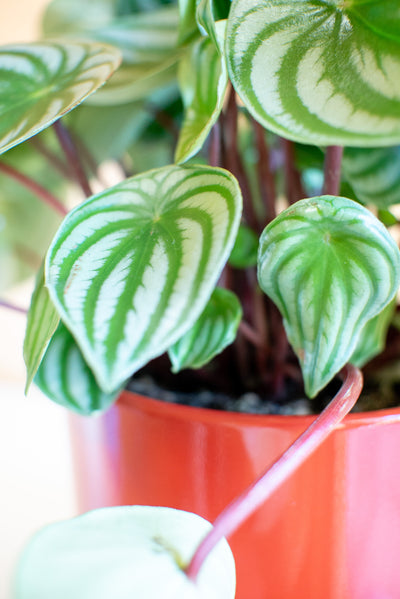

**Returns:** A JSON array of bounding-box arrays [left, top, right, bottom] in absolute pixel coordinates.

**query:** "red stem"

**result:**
[[0, 162, 67, 216], [281, 138, 305, 204], [323, 145, 344, 196], [53, 120, 93, 198], [185, 364, 363, 581], [253, 119, 276, 223]]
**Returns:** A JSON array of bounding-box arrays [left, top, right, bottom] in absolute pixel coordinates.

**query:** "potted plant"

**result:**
[[3, 0, 400, 597]]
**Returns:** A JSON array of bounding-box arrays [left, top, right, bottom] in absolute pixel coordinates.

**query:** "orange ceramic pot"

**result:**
[[70, 390, 400, 599]]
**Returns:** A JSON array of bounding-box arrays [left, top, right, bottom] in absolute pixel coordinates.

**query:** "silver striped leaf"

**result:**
[[226, 0, 400, 147], [0, 41, 121, 155], [35, 323, 122, 415], [258, 196, 400, 397], [46, 165, 242, 392], [168, 287, 242, 371], [175, 34, 228, 163], [23, 265, 60, 393], [343, 147, 400, 208]]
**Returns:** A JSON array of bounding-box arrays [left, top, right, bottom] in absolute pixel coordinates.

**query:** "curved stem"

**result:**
[[185, 364, 363, 581], [0, 299, 28, 314], [322, 146, 344, 196], [0, 162, 67, 216]]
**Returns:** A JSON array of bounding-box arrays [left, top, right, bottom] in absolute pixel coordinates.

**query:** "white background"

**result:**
[[1, 3, 77, 597]]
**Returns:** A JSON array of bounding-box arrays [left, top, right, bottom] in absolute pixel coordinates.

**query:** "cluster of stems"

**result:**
[[0, 89, 345, 399]]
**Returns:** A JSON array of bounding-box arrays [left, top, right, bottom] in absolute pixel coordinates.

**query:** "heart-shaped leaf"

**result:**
[[15, 506, 236, 599], [0, 41, 121, 155], [169, 287, 242, 371], [175, 35, 228, 163], [258, 196, 400, 397], [343, 146, 400, 208], [23, 265, 60, 393], [46, 165, 242, 392], [35, 322, 122, 415], [226, 0, 400, 146]]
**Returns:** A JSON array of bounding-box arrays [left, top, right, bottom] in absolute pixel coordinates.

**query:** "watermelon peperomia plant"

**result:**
[[3, 0, 400, 597]]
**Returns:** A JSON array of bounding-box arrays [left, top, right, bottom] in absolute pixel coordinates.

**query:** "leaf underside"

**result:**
[[15, 506, 236, 599]]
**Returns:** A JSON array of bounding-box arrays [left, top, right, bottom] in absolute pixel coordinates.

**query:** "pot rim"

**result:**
[[118, 390, 400, 430]]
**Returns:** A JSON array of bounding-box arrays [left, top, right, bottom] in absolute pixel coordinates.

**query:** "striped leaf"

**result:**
[[350, 300, 396, 368], [0, 41, 121, 156], [23, 265, 60, 393], [15, 506, 236, 599], [175, 35, 228, 163], [46, 165, 242, 392], [343, 147, 400, 208], [169, 287, 242, 371], [84, 7, 182, 105], [226, 0, 400, 147], [258, 196, 400, 397], [35, 323, 122, 415]]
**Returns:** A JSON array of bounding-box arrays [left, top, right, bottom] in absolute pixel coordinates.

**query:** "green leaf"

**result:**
[[169, 287, 242, 371], [84, 7, 182, 105], [342, 146, 400, 208], [175, 36, 228, 163], [229, 224, 258, 268], [15, 506, 236, 599], [42, 0, 116, 36], [178, 0, 199, 44], [35, 322, 122, 415], [23, 265, 60, 393], [378, 209, 398, 227], [0, 41, 121, 155], [196, 0, 227, 52], [258, 196, 400, 397], [45, 165, 242, 392], [350, 300, 396, 368], [226, 0, 400, 146]]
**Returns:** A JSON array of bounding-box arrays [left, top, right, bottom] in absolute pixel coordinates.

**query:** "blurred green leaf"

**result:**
[[229, 224, 258, 268], [23, 265, 60, 393]]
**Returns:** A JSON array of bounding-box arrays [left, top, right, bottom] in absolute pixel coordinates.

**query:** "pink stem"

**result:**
[[0, 162, 67, 216], [186, 364, 363, 581], [0, 299, 28, 314]]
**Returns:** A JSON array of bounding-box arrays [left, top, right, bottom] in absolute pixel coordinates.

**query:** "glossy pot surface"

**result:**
[[70, 391, 400, 599]]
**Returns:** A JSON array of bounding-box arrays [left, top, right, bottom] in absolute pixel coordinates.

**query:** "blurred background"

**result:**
[[0, 3, 77, 597]]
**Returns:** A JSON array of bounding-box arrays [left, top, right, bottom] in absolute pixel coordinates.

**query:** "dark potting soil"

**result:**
[[127, 371, 399, 416]]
